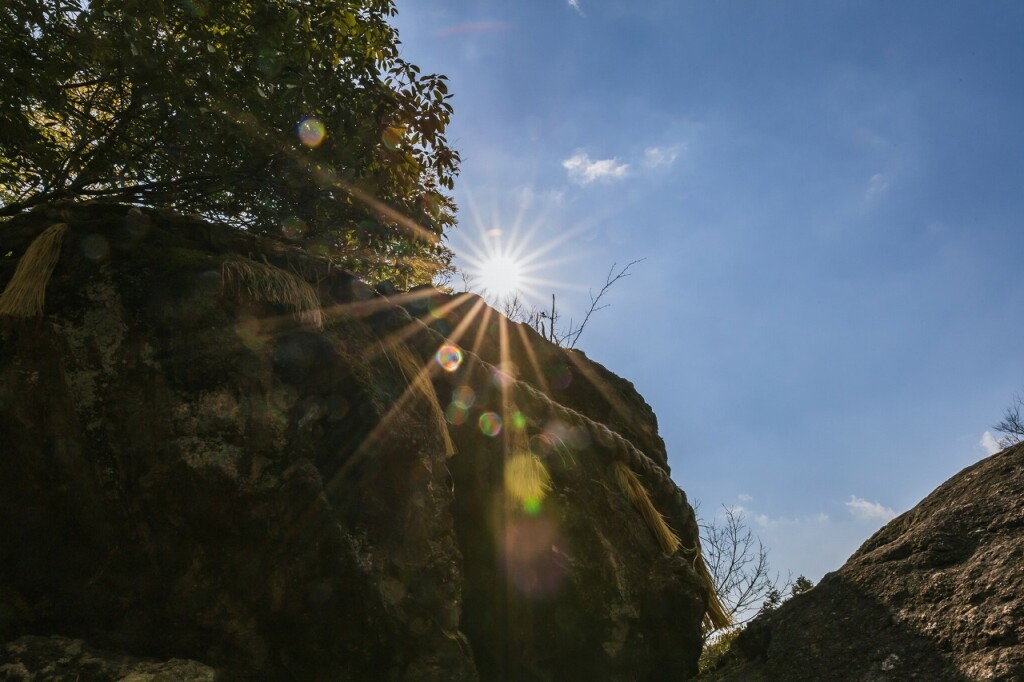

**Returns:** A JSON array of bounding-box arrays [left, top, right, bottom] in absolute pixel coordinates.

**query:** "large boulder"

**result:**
[[0, 203, 714, 680], [705, 442, 1024, 681]]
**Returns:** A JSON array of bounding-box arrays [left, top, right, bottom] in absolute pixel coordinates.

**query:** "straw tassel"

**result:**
[[614, 461, 681, 555], [0, 223, 69, 318], [614, 461, 731, 630], [221, 255, 323, 329]]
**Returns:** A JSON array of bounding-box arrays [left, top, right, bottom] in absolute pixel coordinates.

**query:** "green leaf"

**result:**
[[0, 0, 459, 288]]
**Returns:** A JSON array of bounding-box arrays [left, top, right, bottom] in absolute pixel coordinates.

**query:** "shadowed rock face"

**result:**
[[705, 443, 1024, 682], [401, 288, 671, 474], [1, 636, 216, 681], [0, 203, 709, 680]]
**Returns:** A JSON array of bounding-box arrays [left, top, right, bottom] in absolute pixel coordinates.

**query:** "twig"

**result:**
[[564, 258, 644, 349]]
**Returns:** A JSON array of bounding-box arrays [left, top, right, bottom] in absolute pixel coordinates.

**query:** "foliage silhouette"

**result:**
[[0, 0, 459, 287]]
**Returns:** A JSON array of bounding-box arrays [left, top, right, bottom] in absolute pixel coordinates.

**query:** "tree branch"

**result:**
[[564, 258, 644, 349]]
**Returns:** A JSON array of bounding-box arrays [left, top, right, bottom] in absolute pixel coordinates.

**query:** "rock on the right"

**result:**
[[706, 443, 1024, 682]]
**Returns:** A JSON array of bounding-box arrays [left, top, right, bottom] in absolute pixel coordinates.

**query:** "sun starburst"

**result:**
[[454, 192, 585, 310]]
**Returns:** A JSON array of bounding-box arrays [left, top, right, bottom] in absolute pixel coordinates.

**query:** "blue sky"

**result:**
[[392, 1, 1024, 583]]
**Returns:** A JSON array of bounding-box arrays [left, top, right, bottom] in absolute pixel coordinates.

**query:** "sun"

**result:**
[[451, 190, 590, 310], [478, 253, 523, 299]]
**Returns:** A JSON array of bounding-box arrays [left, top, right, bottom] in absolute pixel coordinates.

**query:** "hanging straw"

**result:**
[[0, 223, 69, 318], [221, 255, 323, 329], [614, 460, 731, 629]]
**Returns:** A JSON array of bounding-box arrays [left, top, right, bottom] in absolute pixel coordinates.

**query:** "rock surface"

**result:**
[[0, 203, 711, 680], [401, 287, 671, 473], [705, 442, 1024, 681], [1, 635, 216, 681]]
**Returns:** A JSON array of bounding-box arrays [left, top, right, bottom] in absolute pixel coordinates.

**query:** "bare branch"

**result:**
[[501, 292, 526, 321], [993, 393, 1024, 448], [488, 259, 644, 350], [698, 505, 790, 632], [458, 269, 474, 293], [564, 258, 644, 349]]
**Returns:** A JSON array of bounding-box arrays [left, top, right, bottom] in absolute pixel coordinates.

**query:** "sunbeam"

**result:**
[[454, 187, 594, 310], [476, 252, 522, 299]]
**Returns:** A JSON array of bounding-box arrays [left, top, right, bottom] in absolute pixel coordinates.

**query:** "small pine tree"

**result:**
[[759, 588, 783, 614], [791, 575, 814, 597]]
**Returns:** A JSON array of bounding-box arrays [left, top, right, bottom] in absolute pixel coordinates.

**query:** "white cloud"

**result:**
[[864, 172, 890, 201], [751, 511, 830, 529], [844, 495, 896, 523], [980, 430, 1002, 455], [644, 145, 681, 168], [517, 186, 564, 210], [716, 503, 828, 530], [568, 0, 584, 15], [562, 152, 629, 185]]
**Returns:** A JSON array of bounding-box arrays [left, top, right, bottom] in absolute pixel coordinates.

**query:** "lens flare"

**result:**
[[551, 363, 572, 390], [504, 453, 551, 510], [452, 385, 476, 408], [445, 402, 469, 425], [182, 0, 208, 18], [297, 116, 326, 148], [281, 216, 308, 240], [502, 515, 566, 598], [435, 344, 463, 372], [478, 411, 502, 437], [492, 366, 515, 389], [234, 314, 266, 350], [478, 253, 522, 299], [80, 235, 109, 261], [382, 126, 404, 150], [453, 193, 592, 325], [427, 296, 447, 319]]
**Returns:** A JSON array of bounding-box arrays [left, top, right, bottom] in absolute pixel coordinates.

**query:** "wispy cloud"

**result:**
[[722, 503, 828, 529], [517, 185, 564, 210], [644, 145, 681, 168], [844, 495, 896, 523], [980, 430, 1002, 455], [435, 22, 515, 37], [568, 0, 584, 16], [864, 172, 890, 201], [562, 152, 629, 185], [751, 511, 830, 529]]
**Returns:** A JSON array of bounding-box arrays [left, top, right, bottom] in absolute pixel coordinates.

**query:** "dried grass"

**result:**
[[613, 460, 732, 629], [0, 222, 69, 318], [221, 256, 322, 329], [614, 461, 681, 554], [697, 551, 733, 630]]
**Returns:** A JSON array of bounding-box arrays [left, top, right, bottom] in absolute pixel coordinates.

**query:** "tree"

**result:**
[[697, 506, 814, 672], [993, 394, 1024, 448], [1, 0, 459, 287], [791, 574, 814, 597], [699, 505, 790, 630], [757, 587, 782, 615]]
